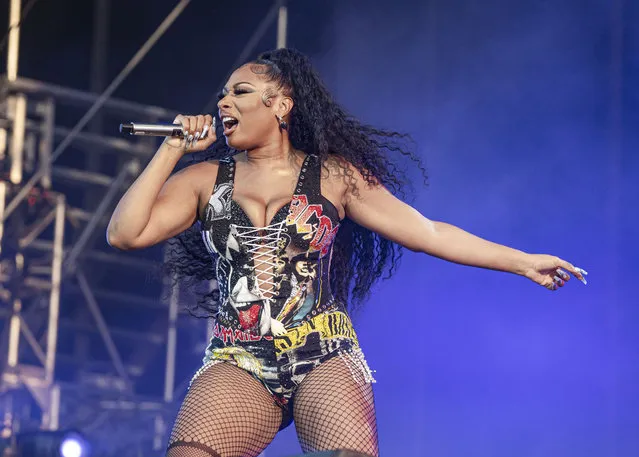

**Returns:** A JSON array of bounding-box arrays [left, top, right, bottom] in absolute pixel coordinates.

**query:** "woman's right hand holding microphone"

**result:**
[[164, 114, 217, 152]]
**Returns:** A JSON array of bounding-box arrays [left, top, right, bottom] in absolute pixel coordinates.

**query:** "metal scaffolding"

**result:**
[[0, 1, 288, 456]]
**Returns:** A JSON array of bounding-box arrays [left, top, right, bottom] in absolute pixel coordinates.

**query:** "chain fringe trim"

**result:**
[[338, 345, 377, 385], [190, 359, 225, 387]]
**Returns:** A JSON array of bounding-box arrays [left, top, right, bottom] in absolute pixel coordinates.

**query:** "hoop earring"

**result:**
[[276, 115, 288, 131]]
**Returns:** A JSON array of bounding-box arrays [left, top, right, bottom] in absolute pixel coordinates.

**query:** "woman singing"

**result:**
[[107, 48, 587, 457]]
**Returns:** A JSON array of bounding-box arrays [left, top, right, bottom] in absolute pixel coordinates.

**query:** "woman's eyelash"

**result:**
[[217, 88, 250, 100]]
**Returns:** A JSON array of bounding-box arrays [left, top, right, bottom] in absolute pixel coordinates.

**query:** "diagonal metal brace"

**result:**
[[64, 160, 139, 272], [76, 269, 132, 390], [19, 315, 46, 365]]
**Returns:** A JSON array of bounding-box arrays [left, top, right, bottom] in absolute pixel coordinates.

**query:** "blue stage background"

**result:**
[[267, 1, 638, 456]]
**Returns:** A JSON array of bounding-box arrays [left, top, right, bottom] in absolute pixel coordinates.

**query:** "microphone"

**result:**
[[119, 122, 184, 137]]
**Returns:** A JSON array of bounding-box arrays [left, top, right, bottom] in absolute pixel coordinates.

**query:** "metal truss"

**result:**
[[0, 2, 187, 455], [0, 1, 288, 456], [0, 76, 188, 456]]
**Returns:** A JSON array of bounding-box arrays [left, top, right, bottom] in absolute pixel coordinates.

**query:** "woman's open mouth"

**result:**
[[222, 116, 238, 135]]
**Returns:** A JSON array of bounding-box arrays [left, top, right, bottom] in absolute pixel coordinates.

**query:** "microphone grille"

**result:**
[[119, 123, 134, 134]]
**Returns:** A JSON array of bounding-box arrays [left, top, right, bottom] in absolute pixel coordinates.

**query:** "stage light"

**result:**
[[59, 433, 88, 457], [15, 430, 91, 457]]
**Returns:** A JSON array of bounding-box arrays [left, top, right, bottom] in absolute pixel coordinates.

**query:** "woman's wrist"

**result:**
[[160, 138, 187, 156], [513, 251, 535, 277]]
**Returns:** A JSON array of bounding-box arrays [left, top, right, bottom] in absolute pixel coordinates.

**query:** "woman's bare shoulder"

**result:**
[[180, 158, 220, 175], [165, 159, 221, 201], [321, 154, 366, 191], [172, 159, 219, 183]]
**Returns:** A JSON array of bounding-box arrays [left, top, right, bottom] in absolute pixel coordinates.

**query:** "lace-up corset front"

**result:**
[[200, 154, 342, 338]]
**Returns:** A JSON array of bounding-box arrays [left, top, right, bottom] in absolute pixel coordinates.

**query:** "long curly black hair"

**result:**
[[166, 48, 427, 318]]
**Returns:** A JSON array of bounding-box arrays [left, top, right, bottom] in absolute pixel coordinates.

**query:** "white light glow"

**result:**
[[60, 437, 84, 457]]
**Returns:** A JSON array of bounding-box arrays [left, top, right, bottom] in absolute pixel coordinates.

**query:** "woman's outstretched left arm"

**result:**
[[343, 170, 587, 291]]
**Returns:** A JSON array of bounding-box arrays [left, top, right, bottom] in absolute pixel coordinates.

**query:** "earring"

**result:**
[[276, 115, 288, 131]]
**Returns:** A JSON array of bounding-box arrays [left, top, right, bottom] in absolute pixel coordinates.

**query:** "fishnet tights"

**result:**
[[294, 356, 379, 456], [166, 362, 281, 457]]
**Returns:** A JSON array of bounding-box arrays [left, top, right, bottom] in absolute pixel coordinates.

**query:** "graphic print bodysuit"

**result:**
[[198, 154, 371, 399]]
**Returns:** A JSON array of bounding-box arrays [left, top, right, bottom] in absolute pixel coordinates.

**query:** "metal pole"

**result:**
[[0, 127, 6, 162], [153, 415, 165, 451], [156, 267, 180, 451], [7, 0, 25, 185], [90, 0, 110, 100], [44, 194, 65, 384], [277, 0, 288, 49], [6, 297, 22, 369], [1, 395, 14, 439], [6, 0, 21, 83], [163, 279, 179, 403], [47, 383, 61, 431], [7, 253, 24, 370], [86, 0, 111, 219], [38, 98, 55, 189], [9, 95, 26, 184], [0, 181, 6, 256]]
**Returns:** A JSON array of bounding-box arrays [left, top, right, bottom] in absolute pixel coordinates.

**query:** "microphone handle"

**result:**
[[119, 123, 184, 137]]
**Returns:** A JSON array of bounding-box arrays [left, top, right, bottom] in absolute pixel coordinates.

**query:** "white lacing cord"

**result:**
[[234, 221, 288, 336]]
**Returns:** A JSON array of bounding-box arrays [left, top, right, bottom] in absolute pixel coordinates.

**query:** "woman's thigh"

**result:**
[[293, 355, 378, 456], [167, 362, 282, 457]]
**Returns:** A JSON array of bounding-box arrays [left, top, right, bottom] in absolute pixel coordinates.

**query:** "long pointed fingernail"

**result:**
[[576, 267, 588, 276], [201, 125, 209, 138]]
